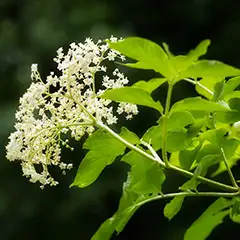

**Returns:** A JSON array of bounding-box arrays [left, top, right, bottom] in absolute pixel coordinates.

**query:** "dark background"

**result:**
[[0, 0, 240, 239]]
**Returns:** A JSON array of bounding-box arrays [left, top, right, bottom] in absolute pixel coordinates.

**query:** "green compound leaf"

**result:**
[[200, 128, 227, 146], [92, 190, 150, 240], [163, 111, 195, 131], [213, 80, 225, 102], [187, 39, 210, 62], [91, 217, 117, 240], [70, 129, 125, 188], [224, 76, 240, 95], [142, 125, 187, 152], [224, 91, 240, 102], [211, 138, 240, 177], [184, 198, 233, 240], [180, 153, 221, 192], [116, 150, 165, 230], [170, 97, 230, 115], [164, 195, 185, 221], [195, 77, 218, 100], [186, 118, 206, 139], [109, 37, 175, 78], [114, 191, 145, 233], [179, 141, 201, 170], [180, 60, 240, 79], [163, 40, 210, 78], [92, 150, 165, 240], [122, 150, 165, 194], [216, 98, 240, 123], [120, 127, 140, 145], [133, 78, 166, 93], [166, 130, 188, 152], [100, 87, 163, 113]]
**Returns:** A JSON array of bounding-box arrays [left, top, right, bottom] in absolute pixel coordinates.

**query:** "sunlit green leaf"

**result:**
[[120, 127, 140, 145], [142, 125, 187, 152], [170, 97, 230, 115], [158, 111, 194, 131], [187, 40, 211, 62], [166, 130, 187, 152], [70, 130, 125, 188], [163, 40, 210, 78], [142, 125, 162, 150], [195, 77, 217, 99], [211, 139, 240, 177], [100, 87, 163, 113], [164, 195, 185, 221], [162, 42, 174, 58], [109, 37, 175, 78], [91, 217, 117, 240], [195, 144, 220, 163], [200, 128, 227, 146], [180, 60, 240, 79], [169, 151, 180, 167], [122, 150, 165, 194], [224, 90, 240, 102], [133, 78, 166, 93], [213, 80, 225, 102], [216, 98, 240, 123], [184, 198, 233, 240], [171, 55, 193, 73], [224, 76, 240, 95]]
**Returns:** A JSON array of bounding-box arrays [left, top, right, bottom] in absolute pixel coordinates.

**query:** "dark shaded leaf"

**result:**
[[184, 198, 233, 240]]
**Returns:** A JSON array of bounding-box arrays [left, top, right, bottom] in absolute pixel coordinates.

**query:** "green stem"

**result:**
[[162, 82, 174, 166], [97, 121, 165, 166], [136, 190, 240, 208], [221, 147, 239, 188], [97, 121, 239, 192], [183, 78, 213, 95], [169, 164, 238, 192]]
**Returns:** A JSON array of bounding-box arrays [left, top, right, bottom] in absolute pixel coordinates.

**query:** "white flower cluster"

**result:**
[[6, 37, 138, 188]]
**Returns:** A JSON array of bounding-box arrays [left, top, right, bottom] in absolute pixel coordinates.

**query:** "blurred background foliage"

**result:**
[[1, 0, 240, 239]]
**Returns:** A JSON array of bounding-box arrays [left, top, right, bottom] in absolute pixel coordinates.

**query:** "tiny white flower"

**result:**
[[6, 36, 138, 188], [31, 64, 38, 72]]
